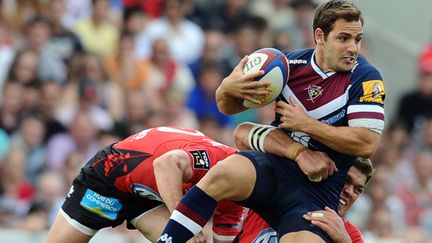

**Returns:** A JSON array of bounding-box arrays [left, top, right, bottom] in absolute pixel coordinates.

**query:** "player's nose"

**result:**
[[343, 184, 354, 196], [346, 40, 359, 54]]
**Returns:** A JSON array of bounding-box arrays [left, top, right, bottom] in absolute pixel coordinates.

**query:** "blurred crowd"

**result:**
[[0, 0, 431, 242]]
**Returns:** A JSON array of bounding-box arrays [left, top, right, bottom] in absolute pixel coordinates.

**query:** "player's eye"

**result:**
[[354, 188, 363, 195], [338, 36, 348, 42]]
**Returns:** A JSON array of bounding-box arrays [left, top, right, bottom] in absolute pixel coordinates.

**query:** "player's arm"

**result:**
[[216, 56, 270, 115], [276, 97, 381, 158], [303, 207, 355, 243], [234, 122, 337, 181], [153, 149, 193, 213]]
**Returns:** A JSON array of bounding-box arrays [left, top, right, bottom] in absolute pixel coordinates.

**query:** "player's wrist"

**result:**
[[284, 143, 307, 161], [334, 235, 352, 243]]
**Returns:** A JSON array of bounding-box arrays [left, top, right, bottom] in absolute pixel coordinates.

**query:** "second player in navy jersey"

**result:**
[[158, 1, 385, 242]]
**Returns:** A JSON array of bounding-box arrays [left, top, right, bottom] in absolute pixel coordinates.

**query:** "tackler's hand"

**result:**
[[303, 207, 351, 243]]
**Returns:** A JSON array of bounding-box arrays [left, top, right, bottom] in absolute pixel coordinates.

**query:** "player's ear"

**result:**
[[315, 28, 325, 45]]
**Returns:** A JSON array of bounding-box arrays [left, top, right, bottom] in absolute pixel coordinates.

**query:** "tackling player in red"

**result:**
[[235, 157, 373, 243], [46, 125, 332, 243]]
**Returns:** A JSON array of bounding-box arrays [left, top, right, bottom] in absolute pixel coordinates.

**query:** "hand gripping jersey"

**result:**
[[236, 210, 364, 243], [89, 126, 242, 238]]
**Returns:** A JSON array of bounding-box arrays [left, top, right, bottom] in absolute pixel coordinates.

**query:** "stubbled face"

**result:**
[[316, 18, 363, 72], [338, 167, 367, 216]]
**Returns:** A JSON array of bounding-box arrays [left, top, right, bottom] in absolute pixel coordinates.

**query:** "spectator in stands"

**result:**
[[249, 0, 294, 32], [363, 208, 401, 241], [61, 0, 91, 29], [0, 18, 15, 90], [122, 6, 152, 59], [58, 53, 121, 125], [283, 0, 317, 49], [16, 170, 67, 232], [45, 111, 100, 171], [2, 0, 43, 31], [43, 0, 84, 65], [5, 48, 40, 110], [397, 46, 432, 132], [396, 150, 432, 227], [163, 88, 199, 129], [143, 0, 204, 64], [147, 38, 195, 96], [34, 171, 67, 226], [56, 77, 114, 131], [6, 48, 39, 87], [35, 80, 66, 143], [200, 0, 252, 35], [187, 61, 232, 128], [0, 147, 35, 227], [104, 31, 150, 92], [113, 90, 150, 138], [22, 15, 67, 83], [188, 29, 230, 81], [61, 151, 85, 188], [9, 114, 46, 184], [0, 82, 25, 134], [73, 0, 119, 56]]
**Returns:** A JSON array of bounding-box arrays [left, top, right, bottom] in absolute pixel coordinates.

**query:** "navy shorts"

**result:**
[[61, 148, 163, 232], [237, 150, 349, 242]]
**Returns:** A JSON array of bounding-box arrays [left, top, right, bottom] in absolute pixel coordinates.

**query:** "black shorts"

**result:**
[[237, 150, 349, 242], [61, 148, 163, 234]]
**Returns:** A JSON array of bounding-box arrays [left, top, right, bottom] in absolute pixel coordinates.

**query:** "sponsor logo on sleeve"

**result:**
[[131, 183, 163, 201], [190, 150, 210, 170], [80, 188, 122, 220], [360, 80, 385, 104]]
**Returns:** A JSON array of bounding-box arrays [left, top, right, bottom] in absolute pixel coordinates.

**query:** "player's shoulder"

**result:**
[[350, 54, 384, 83], [282, 48, 314, 66]]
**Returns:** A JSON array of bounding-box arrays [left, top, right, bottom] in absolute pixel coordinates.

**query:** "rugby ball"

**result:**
[[243, 48, 289, 108]]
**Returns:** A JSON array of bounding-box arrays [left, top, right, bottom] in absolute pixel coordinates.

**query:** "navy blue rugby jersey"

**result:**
[[272, 48, 385, 170]]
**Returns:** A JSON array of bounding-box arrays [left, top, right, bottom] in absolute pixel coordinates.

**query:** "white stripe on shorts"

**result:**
[[60, 208, 98, 236]]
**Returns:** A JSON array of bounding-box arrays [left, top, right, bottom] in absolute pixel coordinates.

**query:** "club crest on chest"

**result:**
[[305, 84, 324, 103]]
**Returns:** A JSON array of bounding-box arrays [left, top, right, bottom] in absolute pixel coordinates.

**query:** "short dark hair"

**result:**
[[313, 0, 363, 40], [352, 157, 374, 185]]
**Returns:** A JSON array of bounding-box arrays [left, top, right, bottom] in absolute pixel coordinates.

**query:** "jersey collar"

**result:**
[[311, 50, 336, 79]]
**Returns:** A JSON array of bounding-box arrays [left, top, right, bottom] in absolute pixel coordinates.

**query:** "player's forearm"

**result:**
[[153, 156, 187, 212], [234, 122, 303, 160], [216, 84, 248, 115], [300, 118, 380, 158]]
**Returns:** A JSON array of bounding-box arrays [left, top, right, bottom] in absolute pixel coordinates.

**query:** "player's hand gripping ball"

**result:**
[[243, 48, 289, 108]]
